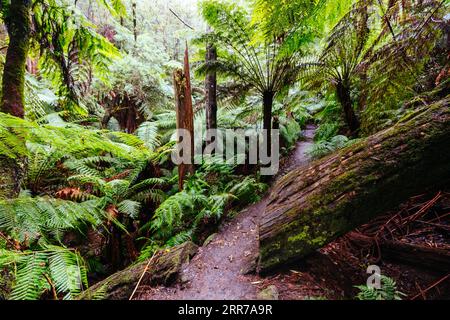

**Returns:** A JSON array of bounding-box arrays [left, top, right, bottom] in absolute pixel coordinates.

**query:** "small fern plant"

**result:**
[[355, 276, 405, 300]]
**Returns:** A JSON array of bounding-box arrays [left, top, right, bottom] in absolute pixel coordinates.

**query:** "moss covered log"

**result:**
[[78, 242, 198, 300], [0, 157, 26, 199], [0, 0, 31, 199], [258, 99, 450, 273], [1, 0, 31, 117]]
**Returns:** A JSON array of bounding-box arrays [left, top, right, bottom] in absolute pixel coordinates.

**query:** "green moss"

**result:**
[[288, 226, 310, 243]]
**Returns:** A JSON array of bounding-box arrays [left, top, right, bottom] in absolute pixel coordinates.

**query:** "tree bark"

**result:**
[[132, 1, 137, 43], [336, 81, 360, 136], [1, 0, 31, 117], [173, 45, 195, 190], [205, 42, 217, 142], [263, 91, 274, 157], [382, 241, 450, 273], [0, 0, 31, 199], [0, 157, 26, 199], [258, 99, 450, 273]]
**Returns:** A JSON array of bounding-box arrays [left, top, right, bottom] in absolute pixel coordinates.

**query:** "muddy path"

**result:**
[[137, 125, 319, 300]]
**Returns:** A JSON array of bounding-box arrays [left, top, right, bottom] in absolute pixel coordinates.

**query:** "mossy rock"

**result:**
[[77, 242, 198, 300]]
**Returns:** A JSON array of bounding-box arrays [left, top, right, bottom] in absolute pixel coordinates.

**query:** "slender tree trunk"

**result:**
[[258, 99, 450, 273], [132, 2, 137, 43], [336, 81, 360, 136], [263, 91, 274, 157], [1, 0, 31, 117], [205, 41, 217, 145], [0, 0, 31, 199]]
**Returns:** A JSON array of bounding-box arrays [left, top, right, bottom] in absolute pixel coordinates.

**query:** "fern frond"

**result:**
[[9, 251, 48, 300]]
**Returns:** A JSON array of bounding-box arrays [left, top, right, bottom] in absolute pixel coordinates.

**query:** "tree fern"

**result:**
[[0, 196, 104, 245]]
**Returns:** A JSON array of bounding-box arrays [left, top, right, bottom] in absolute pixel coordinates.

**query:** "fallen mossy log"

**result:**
[[382, 241, 450, 273], [77, 242, 198, 300], [259, 99, 450, 273]]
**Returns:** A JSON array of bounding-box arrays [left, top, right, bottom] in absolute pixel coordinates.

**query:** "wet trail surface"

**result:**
[[138, 125, 317, 300]]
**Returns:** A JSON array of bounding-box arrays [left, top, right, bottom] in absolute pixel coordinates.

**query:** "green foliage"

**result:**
[[32, 0, 123, 115], [308, 135, 356, 159], [0, 194, 97, 299], [196, 0, 322, 127], [279, 117, 302, 149], [304, 0, 447, 135], [94, 28, 174, 122], [0, 246, 89, 300], [0, 112, 150, 161], [139, 160, 267, 260], [314, 123, 340, 142], [0, 112, 162, 300], [0, 195, 104, 244], [355, 276, 404, 300], [0, 0, 447, 301]]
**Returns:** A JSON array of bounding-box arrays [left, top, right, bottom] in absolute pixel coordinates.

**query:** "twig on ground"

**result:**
[[129, 251, 158, 300]]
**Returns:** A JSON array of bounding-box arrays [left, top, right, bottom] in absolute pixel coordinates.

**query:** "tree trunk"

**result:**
[[0, 0, 31, 199], [0, 157, 26, 199], [1, 0, 31, 117], [205, 42, 217, 142], [258, 99, 450, 273], [336, 81, 360, 136], [173, 45, 195, 190], [382, 241, 450, 273], [263, 91, 274, 157], [132, 2, 137, 43]]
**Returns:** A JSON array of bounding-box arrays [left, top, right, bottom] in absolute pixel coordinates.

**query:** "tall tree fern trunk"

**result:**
[[336, 81, 360, 136], [263, 91, 274, 157], [1, 0, 31, 117], [0, 0, 31, 199], [205, 41, 217, 148]]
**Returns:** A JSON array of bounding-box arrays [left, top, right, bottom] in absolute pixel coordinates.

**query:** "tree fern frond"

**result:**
[[9, 252, 48, 300]]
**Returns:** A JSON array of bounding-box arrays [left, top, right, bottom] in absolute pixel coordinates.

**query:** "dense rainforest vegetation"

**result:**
[[0, 0, 448, 301]]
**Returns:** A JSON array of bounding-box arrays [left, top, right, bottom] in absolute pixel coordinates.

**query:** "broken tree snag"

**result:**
[[77, 242, 198, 300], [258, 99, 450, 273], [173, 44, 195, 190]]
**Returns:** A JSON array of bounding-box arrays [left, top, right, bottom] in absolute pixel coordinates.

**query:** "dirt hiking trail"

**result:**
[[137, 125, 319, 300]]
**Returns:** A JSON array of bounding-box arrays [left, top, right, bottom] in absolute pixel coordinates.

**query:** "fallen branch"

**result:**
[[411, 273, 450, 300]]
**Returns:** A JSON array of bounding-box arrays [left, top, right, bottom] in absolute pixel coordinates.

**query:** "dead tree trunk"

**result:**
[[382, 241, 450, 273], [205, 40, 217, 144], [258, 99, 450, 273], [173, 44, 195, 190]]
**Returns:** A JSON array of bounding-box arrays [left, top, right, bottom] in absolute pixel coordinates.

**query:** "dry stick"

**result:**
[[169, 8, 195, 30], [43, 273, 58, 300], [129, 252, 158, 301], [411, 273, 450, 300]]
